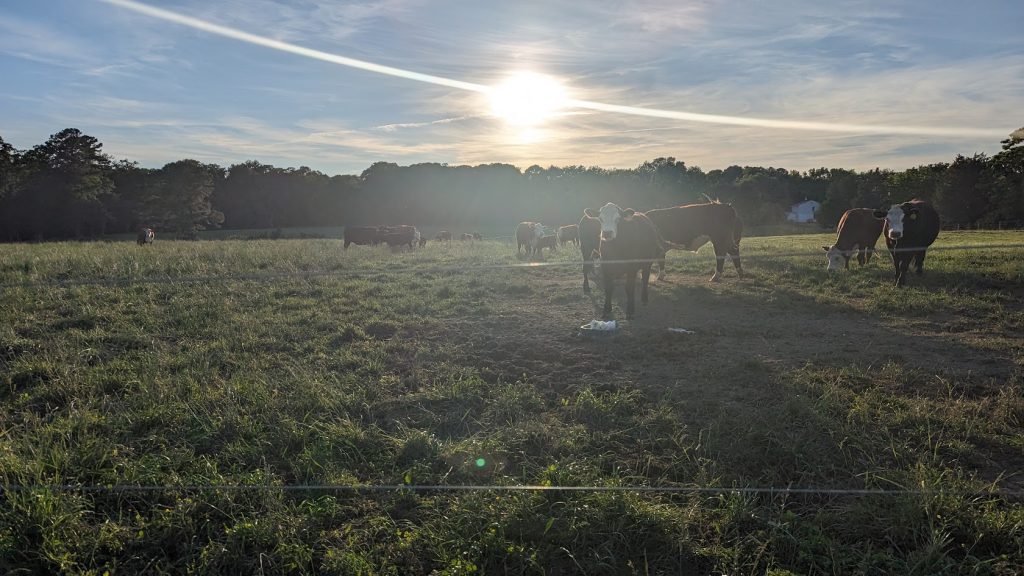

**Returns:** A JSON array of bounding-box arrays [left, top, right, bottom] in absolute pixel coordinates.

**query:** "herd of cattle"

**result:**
[[134, 198, 941, 317]]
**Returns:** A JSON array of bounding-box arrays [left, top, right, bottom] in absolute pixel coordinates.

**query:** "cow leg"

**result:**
[[640, 264, 651, 305], [583, 262, 592, 294], [602, 272, 615, 319], [624, 270, 637, 318], [865, 246, 874, 265], [914, 250, 926, 274], [896, 255, 910, 287], [729, 244, 744, 277], [710, 244, 726, 282], [656, 250, 667, 281], [856, 248, 866, 266]]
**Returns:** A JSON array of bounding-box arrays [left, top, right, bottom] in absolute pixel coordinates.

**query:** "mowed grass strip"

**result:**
[[1, 232, 1023, 574]]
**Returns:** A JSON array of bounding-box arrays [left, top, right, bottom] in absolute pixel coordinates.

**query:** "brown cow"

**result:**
[[535, 234, 558, 257], [557, 224, 579, 246], [515, 221, 544, 256], [344, 225, 378, 249], [823, 209, 884, 271], [136, 227, 155, 245], [644, 202, 744, 282], [586, 203, 682, 319], [377, 225, 420, 249], [578, 213, 601, 294]]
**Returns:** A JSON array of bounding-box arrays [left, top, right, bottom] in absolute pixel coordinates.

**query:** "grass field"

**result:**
[[2, 231, 1023, 575]]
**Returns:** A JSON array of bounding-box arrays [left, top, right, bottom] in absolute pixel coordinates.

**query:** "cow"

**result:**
[[644, 202, 744, 282], [586, 203, 683, 319], [436, 230, 453, 243], [823, 209, 885, 271], [471, 232, 482, 240], [515, 221, 544, 256], [873, 200, 940, 287], [534, 234, 558, 257], [557, 224, 580, 247], [136, 227, 155, 245], [418, 237, 428, 248], [461, 233, 474, 241], [377, 225, 420, 250], [578, 212, 601, 294], [344, 225, 378, 249]]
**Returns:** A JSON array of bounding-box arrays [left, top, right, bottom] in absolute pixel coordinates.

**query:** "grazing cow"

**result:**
[[461, 233, 474, 241], [136, 227, 155, 245], [344, 225, 379, 249], [644, 202, 744, 282], [418, 237, 428, 248], [873, 200, 940, 287], [823, 209, 885, 271], [471, 232, 482, 240], [578, 212, 601, 294], [557, 224, 580, 247], [586, 203, 682, 319], [515, 221, 545, 256], [535, 234, 558, 257], [436, 230, 452, 243], [377, 225, 420, 250]]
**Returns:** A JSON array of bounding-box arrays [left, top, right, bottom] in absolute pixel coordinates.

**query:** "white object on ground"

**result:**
[[580, 319, 618, 331], [667, 327, 695, 334]]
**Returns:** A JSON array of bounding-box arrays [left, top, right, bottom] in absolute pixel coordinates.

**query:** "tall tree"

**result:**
[[143, 160, 224, 238]]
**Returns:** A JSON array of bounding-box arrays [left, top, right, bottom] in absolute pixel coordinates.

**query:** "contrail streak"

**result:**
[[99, 0, 1006, 139]]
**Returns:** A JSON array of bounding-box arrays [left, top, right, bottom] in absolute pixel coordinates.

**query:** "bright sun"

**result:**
[[488, 72, 569, 126]]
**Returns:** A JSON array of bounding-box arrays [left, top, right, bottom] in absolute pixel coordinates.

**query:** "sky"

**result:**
[[1, 0, 1022, 175]]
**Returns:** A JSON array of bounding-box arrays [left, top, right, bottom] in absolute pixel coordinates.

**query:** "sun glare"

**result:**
[[488, 72, 569, 126]]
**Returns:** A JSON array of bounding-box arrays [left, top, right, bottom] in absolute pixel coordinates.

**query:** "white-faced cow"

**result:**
[[823, 209, 885, 271], [136, 227, 155, 245], [585, 203, 682, 319], [873, 200, 940, 287], [515, 221, 545, 257], [644, 202, 744, 282]]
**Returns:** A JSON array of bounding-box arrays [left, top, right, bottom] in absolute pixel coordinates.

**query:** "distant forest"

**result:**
[[1, 128, 1022, 241]]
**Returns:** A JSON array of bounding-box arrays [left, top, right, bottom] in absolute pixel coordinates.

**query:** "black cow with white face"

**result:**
[[873, 199, 940, 287]]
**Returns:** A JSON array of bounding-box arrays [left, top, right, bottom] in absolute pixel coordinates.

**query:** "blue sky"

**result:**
[[2, 0, 1022, 174]]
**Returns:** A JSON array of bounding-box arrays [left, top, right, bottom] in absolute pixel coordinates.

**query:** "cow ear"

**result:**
[[822, 246, 831, 252], [584, 208, 597, 217], [872, 210, 887, 219], [622, 208, 635, 217]]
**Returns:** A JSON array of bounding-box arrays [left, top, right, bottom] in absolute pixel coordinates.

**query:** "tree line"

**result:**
[[1, 128, 1022, 241]]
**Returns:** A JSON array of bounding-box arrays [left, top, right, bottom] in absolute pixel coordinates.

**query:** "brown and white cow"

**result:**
[[534, 234, 558, 257], [557, 224, 580, 247], [578, 212, 602, 294], [136, 227, 155, 245], [644, 202, 744, 282], [586, 203, 682, 319], [873, 199, 940, 287], [823, 208, 885, 271], [515, 221, 545, 256]]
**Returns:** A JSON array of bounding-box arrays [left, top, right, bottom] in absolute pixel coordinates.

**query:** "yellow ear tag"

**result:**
[[909, 213, 918, 220]]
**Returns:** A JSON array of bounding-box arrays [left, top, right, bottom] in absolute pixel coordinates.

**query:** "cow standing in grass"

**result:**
[[436, 230, 453, 244], [823, 209, 885, 271], [534, 234, 558, 257], [874, 200, 940, 287], [516, 221, 544, 257], [558, 224, 580, 247], [136, 227, 155, 245], [344, 226, 378, 249], [586, 203, 682, 319], [644, 202, 743, 282]]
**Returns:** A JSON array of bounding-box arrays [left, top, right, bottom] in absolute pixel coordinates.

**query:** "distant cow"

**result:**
[[418, 237, 428, 248], [823, 209, 884, 271], [644, 202, 743, 282], [515, 222, 544, 256], [557, 224, 580, 246], [377, 225, 420, 249], [873, 200, 940, 287], [471, 232, 482, 240], [344, 225, 378, 249], [436, 230, 452, 243], [136, 227, 155, 245], [578, 212, 601, 294], [586, 203, 682, 319], [535, 234, 558, 257], [461, 233, 474, 241]]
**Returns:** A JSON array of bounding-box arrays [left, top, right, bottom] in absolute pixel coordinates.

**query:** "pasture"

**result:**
[[1, 231, 1023, 574]]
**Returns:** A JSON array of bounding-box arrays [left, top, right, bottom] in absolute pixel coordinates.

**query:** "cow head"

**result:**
[[822, 245, 849, 271], [584, 203, 634, 241], [874, 203, 919, 240]]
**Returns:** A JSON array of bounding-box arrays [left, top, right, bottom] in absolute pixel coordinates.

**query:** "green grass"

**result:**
[[1, 231, 1023, 574]]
